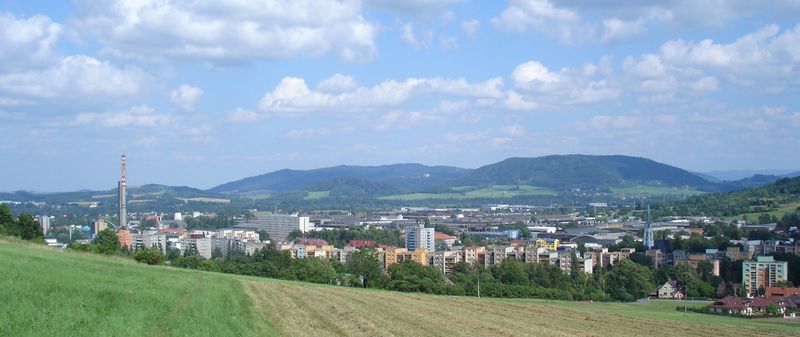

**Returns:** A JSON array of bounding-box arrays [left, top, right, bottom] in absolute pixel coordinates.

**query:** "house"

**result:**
[[652, 280, 685, 299], [749, 297, 785, 315], [708, 296, 752, 316], [765, 287, 800, 297], [434, 232, 457, 248]]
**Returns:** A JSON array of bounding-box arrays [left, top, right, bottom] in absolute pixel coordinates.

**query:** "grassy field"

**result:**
[[611, 185, 706, 197], [727, 202, 800, 221], [2, 239, 799, 337], [304, 190, 331, 200], [380, 184, 556, 201]]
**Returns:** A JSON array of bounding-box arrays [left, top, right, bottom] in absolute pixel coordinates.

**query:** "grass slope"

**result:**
[[0, 239, 272, 337], [2, 239, 799, 336]]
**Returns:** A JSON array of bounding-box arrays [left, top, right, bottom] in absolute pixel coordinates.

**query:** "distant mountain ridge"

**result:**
[[209, 163, 470, 194]]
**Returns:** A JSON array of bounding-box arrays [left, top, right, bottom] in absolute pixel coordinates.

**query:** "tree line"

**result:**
[[0, 204, 44, 243]]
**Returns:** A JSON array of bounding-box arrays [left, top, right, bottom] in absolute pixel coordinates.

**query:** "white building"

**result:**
[[234, 214, 313, 240], [406, 224, 434, 253]]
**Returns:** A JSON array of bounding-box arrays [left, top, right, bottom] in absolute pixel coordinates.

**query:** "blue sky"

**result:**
[[1, 0, 799, 192]]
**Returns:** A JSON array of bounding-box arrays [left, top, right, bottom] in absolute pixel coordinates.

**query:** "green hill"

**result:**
[[2, 239, 798, 336], [656, 176, 800, 219], [454, 155, 714, 190], [208, 164, 470, 194]]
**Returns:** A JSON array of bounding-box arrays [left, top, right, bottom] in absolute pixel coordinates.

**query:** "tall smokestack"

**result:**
[[119, 154, 127, 229]]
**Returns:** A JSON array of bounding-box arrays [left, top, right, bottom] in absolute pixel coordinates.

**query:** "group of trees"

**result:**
[[299, 228, 403, 248], [0, 204, 44, 243], [67, 229, 122, 255]]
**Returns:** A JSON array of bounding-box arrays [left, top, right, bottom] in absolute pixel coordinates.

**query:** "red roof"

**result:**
[[435, 233, 456, 240], [346, 240, 378, 248], [158, 229, 188, 234], [709, 296, 749, 310], [750, 296, 784, 308], [766, 287, 800, 297], [295, 238, 329, 247]]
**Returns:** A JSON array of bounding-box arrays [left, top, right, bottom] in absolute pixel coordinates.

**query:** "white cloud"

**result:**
[[0, 13, 61, 70], [317, 73, 358, 93], [492, 0, 595, 44], [401, 23, 433, 49], [512, 61, 560, 87], [508, 59, 620, 108], [623, 24, 800, 96], [75, 105, 169, 128], [504, 90, 539, 110], [285, 128, 331, 139], [227, 107, 260, 123], [71, 0, 378, 63], [170, 84, 204, 112], [461, 19, 480, 39], [601, 18, 646, 44], [0, 55, 150, 99], [365, 0, 463, 18], [257, 75, 504, 115]]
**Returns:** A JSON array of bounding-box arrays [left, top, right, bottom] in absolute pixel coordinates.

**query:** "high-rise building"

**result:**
[[234, 214, 312, 240], [742, 256, 788, 297], [118, 154, 127, 229], [40, 215, 49, 237], [643, 205, 654, 249], [406, 224, 434, 253], [93, 219, 107, 236]]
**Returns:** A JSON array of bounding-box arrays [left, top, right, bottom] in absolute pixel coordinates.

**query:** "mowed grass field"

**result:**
[[380, 184, 556, 201], [611, 185, 706, 197], [2, 238, 799, 337]]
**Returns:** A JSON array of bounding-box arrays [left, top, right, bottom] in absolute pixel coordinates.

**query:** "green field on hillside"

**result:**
[[611, 185, 706, 197], [1, 239, 798, 337], [304, 190, 331, 200], [726, 202, 800, 221], [380, 185, 556, 201]]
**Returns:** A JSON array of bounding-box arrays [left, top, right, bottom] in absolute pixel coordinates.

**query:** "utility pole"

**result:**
[[684, 285, 688, 313], [477, 267, 481, 300]]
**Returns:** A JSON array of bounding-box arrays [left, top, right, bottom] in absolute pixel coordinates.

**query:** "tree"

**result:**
[[134, 248, 165, 265], [165, 247, 181, 261], [386, 260, 446, 294], [0, 204, 14, 236], [17, 214, 44, 242], [496, 259, 528, 286], [257, 230, 271, 242], [92, 229, 121, 255], [767, 303, 781, 315], [287, 229, 303, 241], [346, 248, 384, 288], [604, 259, 655, 301], [211, 247, 224, 259]]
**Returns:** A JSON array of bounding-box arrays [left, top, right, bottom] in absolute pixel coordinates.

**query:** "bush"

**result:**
[[134, 248, 165, 265]]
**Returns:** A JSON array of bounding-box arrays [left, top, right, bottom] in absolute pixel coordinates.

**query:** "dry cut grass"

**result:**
[[244, 280, 796, 337]]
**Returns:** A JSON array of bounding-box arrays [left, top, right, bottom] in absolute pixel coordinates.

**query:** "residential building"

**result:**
[[535, 238, 560, 251], [653, 280, 684, 299], [434, 232, 457, 248], [406, 224, 434, 253], [383, 248, 429, 269], [432, 250, 463, 274], [134, 230, 168, 254], [234, 214, 313, 240], [117, 230, 133, 250], [742, 256, 789, 297], [584, 248, 634, 268]]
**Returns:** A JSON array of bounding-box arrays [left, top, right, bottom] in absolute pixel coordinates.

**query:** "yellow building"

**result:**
[[535, 238, 560, 251], [383, 248, 429, 269]]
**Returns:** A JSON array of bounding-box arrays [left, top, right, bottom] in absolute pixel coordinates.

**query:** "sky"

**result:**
[[1, 0, 799, 192]]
